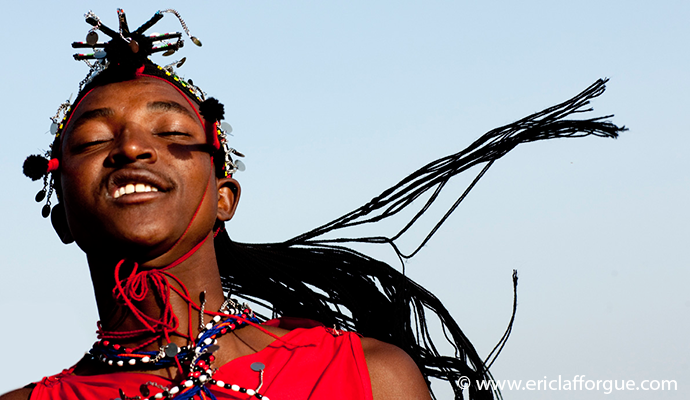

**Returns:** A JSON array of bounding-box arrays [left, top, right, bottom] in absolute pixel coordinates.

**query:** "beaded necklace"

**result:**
[[89, 300, 272, 400]]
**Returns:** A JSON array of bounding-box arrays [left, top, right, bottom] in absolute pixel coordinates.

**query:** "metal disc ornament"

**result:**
[[220, 122, 233, 134], [235, 159, 246, 172], [191, 36, 202, 47], [94, 51, 107, 59], [164, 343, 179, 358], [250, 362, 265, 372], [86, 31, 99, 46], [162, 48, 176, 57], [129, 40, 140, 54], [50, 122, 58, 135]]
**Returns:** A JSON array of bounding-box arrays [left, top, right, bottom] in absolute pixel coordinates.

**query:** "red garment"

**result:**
[[31, 321, 373, 400]]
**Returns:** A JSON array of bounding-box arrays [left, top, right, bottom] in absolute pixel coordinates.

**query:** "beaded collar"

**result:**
[[89, 299, 272, 400]]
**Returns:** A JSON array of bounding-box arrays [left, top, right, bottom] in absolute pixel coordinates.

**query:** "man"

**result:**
[[2, 8, 435, 400], [6, 8, 625, 400]]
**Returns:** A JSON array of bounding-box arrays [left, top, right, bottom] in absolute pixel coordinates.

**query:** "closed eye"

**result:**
[[157, 131, 193, 138], [71, 139, 112, 153]]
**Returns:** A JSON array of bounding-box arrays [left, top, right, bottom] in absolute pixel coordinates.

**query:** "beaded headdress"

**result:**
[[22, 9, 245, 219]]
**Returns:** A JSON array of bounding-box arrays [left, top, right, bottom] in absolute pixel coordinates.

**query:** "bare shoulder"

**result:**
[[360, 337, 431, 400], [0, 388, 33, 400]]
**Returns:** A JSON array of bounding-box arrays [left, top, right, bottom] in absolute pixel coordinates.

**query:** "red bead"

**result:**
[[193, 371, 201, 378], [102, 341, 110, 346], [113, 344, 121, 350], [220, 328, 227, 334], [209, 355, 215, 362]]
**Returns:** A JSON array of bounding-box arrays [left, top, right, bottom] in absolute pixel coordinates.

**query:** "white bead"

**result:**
[[246, 389, 256, 396], [128, 359, 136, 365], [231, 384, 240, 391], [117, 360, 124, 367], [170, 387, 180, 394], [108, 360, 113, 365], [213, 315, 221, 322], [203, 338, 213, 345], [199, 375, 208, 383], [263, 397, 270, 400], [216, 381, 225, 388], [197, 332, 204, 339], [205, 323, 213, 330], [184, 380, 194, 388], [154, 393, 163, 399], [142, 356, 150, 363]]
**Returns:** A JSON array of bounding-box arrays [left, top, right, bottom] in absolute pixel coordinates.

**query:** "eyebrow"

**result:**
[[69, 108, 114, 131], [67, 101, 199, 133], [147, 101, 197, 120]]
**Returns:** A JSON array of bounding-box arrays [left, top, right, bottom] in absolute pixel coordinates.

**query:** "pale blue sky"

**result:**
[[1, 2, 688, 399]]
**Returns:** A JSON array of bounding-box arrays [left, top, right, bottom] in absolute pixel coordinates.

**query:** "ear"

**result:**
[[216, 177, 241, 221], [50, 202, 75, 244]]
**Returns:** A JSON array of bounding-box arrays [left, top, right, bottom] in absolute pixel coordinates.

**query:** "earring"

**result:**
[[50, 202, 75, 244]]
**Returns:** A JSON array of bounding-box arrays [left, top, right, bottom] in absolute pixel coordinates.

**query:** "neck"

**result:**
[[87, 232, 227, 352]]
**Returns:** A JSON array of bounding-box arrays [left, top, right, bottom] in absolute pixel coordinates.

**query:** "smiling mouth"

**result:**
[[113, 183, 160, 199]]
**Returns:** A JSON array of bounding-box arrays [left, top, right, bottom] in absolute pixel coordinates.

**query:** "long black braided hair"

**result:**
[[213, 79, 626, 399]]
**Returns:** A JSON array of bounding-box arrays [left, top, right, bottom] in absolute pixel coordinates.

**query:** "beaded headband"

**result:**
[[23, 9, 245, 218]]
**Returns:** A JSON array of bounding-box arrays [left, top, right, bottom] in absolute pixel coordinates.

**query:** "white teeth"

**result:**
[[113, 183, 159, 198]]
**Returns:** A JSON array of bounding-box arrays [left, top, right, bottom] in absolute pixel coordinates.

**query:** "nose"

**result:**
[[106, 126, 158, 166]]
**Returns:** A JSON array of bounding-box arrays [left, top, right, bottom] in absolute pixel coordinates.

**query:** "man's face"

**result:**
[[59, 77, 222, 261]]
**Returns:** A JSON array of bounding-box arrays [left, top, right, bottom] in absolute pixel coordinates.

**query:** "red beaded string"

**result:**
[[102, 165, 212, 347]]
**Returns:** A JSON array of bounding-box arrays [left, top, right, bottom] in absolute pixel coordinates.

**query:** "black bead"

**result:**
[[239, 388, 247, 393], [139, 385, 150, 397], [35, 190, 46, 202], [41, 204, 51, 218]]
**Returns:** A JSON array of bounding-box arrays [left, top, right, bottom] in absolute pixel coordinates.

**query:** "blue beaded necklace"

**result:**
[[89, 301, 272, 400]]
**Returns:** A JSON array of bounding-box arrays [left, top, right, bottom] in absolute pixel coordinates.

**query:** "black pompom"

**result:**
[[199, 97, 225, 122], [102, 34, 153, 71], [23, 155, 49, 181]]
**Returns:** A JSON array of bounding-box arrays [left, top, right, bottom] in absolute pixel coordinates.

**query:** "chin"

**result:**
[[75, 229, 176, 263]]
